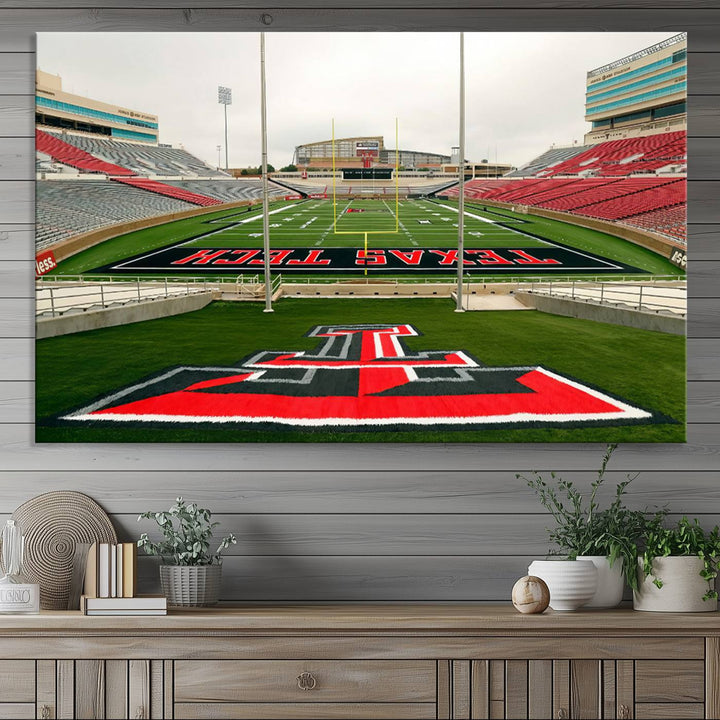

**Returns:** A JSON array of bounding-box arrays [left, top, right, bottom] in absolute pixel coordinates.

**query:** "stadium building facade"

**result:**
[[584, 33, 686, 144], [35, 70, 159, 144], [293, 136, 450, 169]]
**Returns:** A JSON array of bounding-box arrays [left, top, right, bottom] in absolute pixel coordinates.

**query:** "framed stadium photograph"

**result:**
[[34, 31, 687, 443]]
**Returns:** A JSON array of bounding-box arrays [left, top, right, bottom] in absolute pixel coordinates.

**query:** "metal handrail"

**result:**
[[524, 281, 686, 316]]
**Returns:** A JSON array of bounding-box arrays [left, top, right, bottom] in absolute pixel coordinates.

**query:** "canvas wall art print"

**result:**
[[34, 31, 687, 443]]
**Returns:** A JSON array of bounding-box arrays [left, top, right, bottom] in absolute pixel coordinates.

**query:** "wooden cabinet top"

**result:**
[[0, 605, 718, 636]]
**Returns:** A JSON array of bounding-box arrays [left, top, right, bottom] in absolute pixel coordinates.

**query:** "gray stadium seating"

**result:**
[[36, 180, 195, 250], [44, 132, 229, 178], [163, 179, 288, 202], [505, 145, 592, 177]]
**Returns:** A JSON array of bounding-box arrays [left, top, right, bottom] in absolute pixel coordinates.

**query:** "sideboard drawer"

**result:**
[[174, 702, 437, 719], [634, 660, 705, 702], [174, 660, 437, 703]]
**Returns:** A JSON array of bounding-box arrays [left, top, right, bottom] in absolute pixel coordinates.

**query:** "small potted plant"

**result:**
[[137, 497, 236, 607], [634, 516, 720, 612], [519, 444, 666, 609]]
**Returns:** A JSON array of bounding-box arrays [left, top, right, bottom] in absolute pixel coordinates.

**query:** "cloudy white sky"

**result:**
[[38, 32, 677, 169]]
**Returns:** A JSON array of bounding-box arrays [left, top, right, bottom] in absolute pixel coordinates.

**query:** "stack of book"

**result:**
[[81, 542, 167, 616]]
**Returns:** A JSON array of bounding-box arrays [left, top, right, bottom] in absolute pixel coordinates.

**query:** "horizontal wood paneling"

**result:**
[[691, 225, 720, 260], [0, 181, 32, 223], [0, 225, 32, 262], [0, 10, 713, 50], [0, 137, 32, 178], [3, 423, 720, 471], [40, 511, 717, 556], [0, 3, 717, 605], [0, 470, 717, 514], [0, 0, 715, 9]]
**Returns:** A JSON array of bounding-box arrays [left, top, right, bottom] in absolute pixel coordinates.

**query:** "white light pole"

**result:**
[[260, 32, 273, 313], [216, 144, 221, 169], [455, 32, 466, 313], [218, 86, 232, 171]]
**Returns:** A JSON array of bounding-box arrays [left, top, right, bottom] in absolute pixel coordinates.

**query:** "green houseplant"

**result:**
[[518, 444, 666, 608], [138, 497, 236, 606], [634, 516, 720, 612]]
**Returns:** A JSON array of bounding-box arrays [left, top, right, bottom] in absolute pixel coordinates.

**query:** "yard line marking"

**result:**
[[431, 201, 556, 247]]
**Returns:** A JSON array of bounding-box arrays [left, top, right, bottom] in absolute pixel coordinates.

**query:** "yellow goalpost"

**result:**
[[332, 118, 400, 275]]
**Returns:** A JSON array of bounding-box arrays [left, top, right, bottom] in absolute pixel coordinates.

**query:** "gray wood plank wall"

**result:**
[[0, 3, 717, 602]]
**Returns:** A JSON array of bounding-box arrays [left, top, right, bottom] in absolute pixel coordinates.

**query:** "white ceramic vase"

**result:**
[[527, 559, 598, 611], [633, 556, 718, 613], [577, 555, 624, 608]]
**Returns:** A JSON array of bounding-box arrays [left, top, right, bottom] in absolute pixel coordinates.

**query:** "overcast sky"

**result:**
[[38, 32, 678, 169]]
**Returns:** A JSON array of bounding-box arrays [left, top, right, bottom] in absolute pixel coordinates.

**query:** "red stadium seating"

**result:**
[[580, 179, 685, 221], [622, 205, 687, 242], [112, 177, 223, 206], [36, 129, 135, 176], [537, 131, 685, 177], [446, 176, 685, 238], [541, 178, 672, 212]]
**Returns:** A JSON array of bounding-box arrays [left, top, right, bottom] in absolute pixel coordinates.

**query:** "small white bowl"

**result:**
[[528, 559, 598, 611]]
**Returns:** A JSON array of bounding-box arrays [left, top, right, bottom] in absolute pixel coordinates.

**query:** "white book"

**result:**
[[110, 544, 117, 598], [116, 544, 124, 598], [85, 609, 167, 616], [83, 595, 167, 611], [98, 543, 111, 598]]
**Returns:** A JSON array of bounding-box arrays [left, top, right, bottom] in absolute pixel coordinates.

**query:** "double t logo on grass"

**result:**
[[57, 324, 662, 430]]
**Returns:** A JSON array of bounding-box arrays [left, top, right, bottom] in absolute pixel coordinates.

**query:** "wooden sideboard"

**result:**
[[0, 606, 717, 719]]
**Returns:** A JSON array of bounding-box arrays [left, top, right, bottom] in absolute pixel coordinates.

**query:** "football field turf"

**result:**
[[51, 198, 683, 277], [181, 198, 548, 249], [35, 298, 685, 444]]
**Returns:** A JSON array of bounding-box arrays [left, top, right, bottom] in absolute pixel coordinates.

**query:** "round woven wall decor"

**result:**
[[11, 491, 117, 610]]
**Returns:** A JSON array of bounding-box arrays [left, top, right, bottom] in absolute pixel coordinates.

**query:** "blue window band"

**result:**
[[586, 83, 686, 116], [36, 96, 158, 130], [587, 56, 674, 92], [587, 65, 686, 103], [111, 128, 157, 142]]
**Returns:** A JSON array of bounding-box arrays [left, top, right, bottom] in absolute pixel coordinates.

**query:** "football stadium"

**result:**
[[34, 33, 687, 443]]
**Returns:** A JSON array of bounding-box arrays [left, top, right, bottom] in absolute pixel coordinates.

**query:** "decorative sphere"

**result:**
[[512, 575, 550, 614]]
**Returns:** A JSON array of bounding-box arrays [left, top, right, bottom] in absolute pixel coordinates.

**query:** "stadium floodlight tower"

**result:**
[[218, 85, 232, 171]]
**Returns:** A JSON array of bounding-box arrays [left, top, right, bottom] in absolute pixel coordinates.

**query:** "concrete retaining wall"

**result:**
[[515, 291, 685, 335], [37, 292, 214, 339]]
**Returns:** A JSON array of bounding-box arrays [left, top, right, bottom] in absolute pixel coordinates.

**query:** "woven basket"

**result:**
[[159, 564, 221, 607], [8, 491, 116, 610]]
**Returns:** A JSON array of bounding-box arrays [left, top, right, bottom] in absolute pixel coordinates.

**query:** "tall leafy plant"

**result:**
[[517, 444, 666, 591], [138, 497, 237, 566]]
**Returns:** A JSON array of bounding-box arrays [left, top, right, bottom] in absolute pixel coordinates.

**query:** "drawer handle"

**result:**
[[297, 671, 317, 691], [557, 710, 567, 719], [619, 704, 631, 719], [40, 706, 51, 720]]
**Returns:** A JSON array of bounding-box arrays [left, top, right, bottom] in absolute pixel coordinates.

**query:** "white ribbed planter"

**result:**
[[633, 556, 718, 613], [160, 564, 222, 607], [528, 559, 597, 612], [577, 556, 624, 609]]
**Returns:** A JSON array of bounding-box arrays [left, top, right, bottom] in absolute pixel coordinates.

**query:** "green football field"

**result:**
[[182, 198, 548, 249], [50, 198, 683, 278], [35, 298, 685, 444]]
